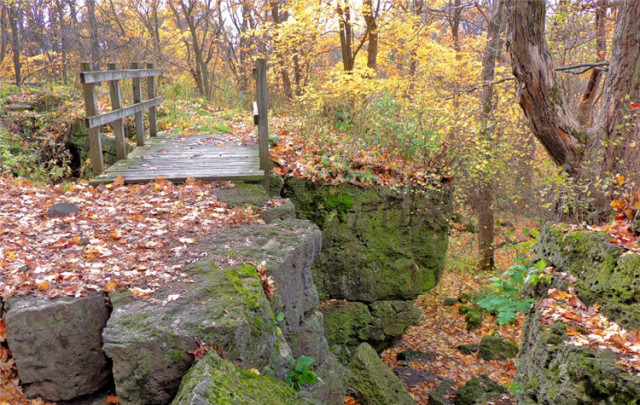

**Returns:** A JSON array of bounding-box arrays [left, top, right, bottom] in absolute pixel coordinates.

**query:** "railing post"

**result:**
[[81, 62, 104, 175], [130, 62, 145, 146], [147, 63, 158, 137], [108, 63, 127, 159], [255, 58, 269, 173]]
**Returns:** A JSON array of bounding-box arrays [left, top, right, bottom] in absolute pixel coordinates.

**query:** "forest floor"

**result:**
[[379, 222, 538, 404]]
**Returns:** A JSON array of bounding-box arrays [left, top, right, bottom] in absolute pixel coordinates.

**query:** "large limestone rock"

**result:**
[[172, 351, 307, 405], [519, 227, 640, 403], [203, 219, 348, 403], [516, 310, 640, 404], [320, 300, 423, 362], [283, 177, 451, 302], [347, 343, 415, 405], [103, 262, 286, 404], [534, 226, 640, 330], [5, 295, 111, 401]]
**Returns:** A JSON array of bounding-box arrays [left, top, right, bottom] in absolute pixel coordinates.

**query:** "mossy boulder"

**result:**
[[4, 295, 111, 401], [320, 299, 423, 362], [428, 379, 456, 405], [283, 177, 451, 302], [462, 307, 483, 331], [453, 375, 507, 405], [201, 219, 348, 404], [477, 334, 518, 361], [172, 351, 307, 404], [534, 226, 640, 330], [516, 310, 640, 404], [213, 182, 269, 208], [347, 343, 415, 405], [102, 261, 285, 404]]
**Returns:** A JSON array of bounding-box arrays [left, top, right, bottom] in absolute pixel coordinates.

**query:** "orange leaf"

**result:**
[[36, 281, 50, 291], [104, 282, 117, 293], [105, 395, 120, 404], [113, 176, 125, 187]]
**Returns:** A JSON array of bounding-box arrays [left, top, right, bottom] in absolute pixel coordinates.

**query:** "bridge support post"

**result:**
[[255, 58, 270, 189], [80, 62, 104, 175]]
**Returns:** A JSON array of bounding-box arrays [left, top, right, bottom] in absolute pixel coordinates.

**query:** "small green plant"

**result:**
[[275, 312, 285, 322], [476, 259, 549, 324], [285, 355, 318, 391]]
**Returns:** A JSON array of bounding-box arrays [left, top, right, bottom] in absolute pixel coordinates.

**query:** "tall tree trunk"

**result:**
[[597, 1, 640, 178], [87, 0, 100, 65], [363, 0, 378, 71], [506, 0, 584, 174], [577, 0, 607, 127], [55, 0, 69, 83], [270, 0, 294, 99], [0, 5, 8, 66], [8, 1, 21, 85], [478, 0, 505, 271], [337, 1, 354, 71], [449, 0, 462, 139], [506, 0, 640, 219]]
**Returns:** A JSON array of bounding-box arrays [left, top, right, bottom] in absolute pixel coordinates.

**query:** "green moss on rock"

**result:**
[[213, 182, 269, 208], [172, 351, 307, 404], [477, 334, 518, 361], [516, 311, 640, 404], [454, 375, 507, 405], [347, 343, 415, 405], [320, 299, 422, 363], [102, 261, 281, 403], [283, 177, 451, 302], [535, 226, 640, 330]]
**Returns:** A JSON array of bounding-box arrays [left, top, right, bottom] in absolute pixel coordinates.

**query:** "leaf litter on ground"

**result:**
[[381, 227, 527, 404], [0, 176, 259, 299]]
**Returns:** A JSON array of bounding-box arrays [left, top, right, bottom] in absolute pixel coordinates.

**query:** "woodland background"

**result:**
[[0, 0, 636, 269]]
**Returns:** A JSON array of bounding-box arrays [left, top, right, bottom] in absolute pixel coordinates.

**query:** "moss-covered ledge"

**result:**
[[534, 225, 640, 330], [282, 177, 452, 302], [517, 310, 640, 404]]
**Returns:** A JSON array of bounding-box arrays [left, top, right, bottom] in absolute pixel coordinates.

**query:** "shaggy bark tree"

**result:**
[[506, 0, 640, 217]]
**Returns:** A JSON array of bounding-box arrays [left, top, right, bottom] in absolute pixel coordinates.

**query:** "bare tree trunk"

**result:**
[[0, 5, 8, 66], [477, 0, 506, 271], [363, 0, 378, 71], [270, 0, 294, 99], [507, 0, 640, 219], [577, 0, 607, 127], [8, 1, 21, 85], [87, 0, 100, 66], [337, 1, 354, 71], [597, 1, 640, 179], [506, 0, 583, 174]]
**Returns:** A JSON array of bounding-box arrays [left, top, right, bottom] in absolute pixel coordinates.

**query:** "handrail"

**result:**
[[80, 62, 161, 175]]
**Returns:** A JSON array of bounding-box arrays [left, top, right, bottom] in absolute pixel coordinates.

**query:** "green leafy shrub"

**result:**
[[476, 259, 549, 324], [284, 355, 318, 391]]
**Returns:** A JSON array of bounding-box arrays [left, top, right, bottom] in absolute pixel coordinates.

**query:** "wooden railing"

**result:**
[[80, 62, 162, 175], [254, 58, 269, 173]]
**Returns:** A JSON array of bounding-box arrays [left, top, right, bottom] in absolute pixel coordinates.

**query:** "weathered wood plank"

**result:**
[[256, 58, 269, 171], [89, 132, 265, 185], [81, 62, 104, 175], [80, 68, 162, 84], [131, 62, 145, 147], [85, 97, 163, 128], [107, 63, 127, 159], [147, 63, 158, 137]]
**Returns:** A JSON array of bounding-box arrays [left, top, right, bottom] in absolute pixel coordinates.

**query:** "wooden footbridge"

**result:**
[[80, 60, 270, 185]]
